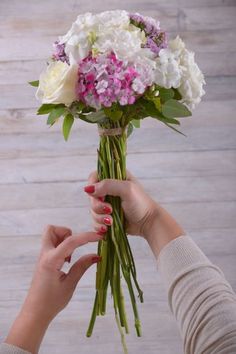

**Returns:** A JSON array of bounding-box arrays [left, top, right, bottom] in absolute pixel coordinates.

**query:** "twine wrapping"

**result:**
[[98, 127, 125, 136]]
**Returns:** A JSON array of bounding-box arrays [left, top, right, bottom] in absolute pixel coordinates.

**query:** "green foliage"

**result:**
[[127, 122, 134, 138], [82, 110, 106, 123], [131, 119, 140, 128], [47, 106, 66, 125], [37, 103, 65, 115], [172, 88, 182, 100], [63, 113, 74, 141], [157, 87, 175, 102], [162, 99, 192, 118], [104, 106, 123, 122], [28, 80, 39, 87]]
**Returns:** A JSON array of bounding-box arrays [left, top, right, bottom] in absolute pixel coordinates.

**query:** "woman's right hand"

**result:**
[[84, 171, 184, 257], [84, 170, 159, 240]]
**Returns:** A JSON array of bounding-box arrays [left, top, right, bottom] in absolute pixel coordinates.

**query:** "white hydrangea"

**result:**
[[154, 48, 182, 89], [132, 56, 156, 93], [178, 49, 205, 109], [154, 36, 205, 109], [93, 27, 148, 62], [58, 11, 131, 64]]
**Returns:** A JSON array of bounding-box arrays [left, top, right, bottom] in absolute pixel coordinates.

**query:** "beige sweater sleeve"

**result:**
[[0, 343, 30, 354], [157, 235, 236, 354]]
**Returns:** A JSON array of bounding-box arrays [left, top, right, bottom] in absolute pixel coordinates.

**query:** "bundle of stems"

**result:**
[[86, 121, 143, 352]]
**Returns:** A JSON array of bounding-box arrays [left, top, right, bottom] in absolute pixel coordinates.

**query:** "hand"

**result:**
[[5, 225, 103, 354], [84, 171, 184, 258], [84, 170, 159, 239]]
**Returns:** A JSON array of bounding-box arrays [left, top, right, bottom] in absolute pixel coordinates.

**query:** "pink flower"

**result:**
[[76, 51, 147, 109]]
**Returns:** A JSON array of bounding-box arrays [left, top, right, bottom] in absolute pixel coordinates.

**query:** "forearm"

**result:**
[[157, 235, 236, 354], [5, 309, 50, 354], [145, 204, 185, 258]]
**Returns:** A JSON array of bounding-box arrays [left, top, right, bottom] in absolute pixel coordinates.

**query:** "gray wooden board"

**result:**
[[0, 1, 236, 353]]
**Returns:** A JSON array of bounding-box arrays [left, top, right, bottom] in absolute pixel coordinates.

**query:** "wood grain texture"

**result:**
[[0, 1, 236, 354]]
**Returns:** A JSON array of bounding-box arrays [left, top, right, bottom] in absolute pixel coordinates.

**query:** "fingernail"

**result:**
[[98, 197, 105, 202], [65, 255, 71, 263], [84, 185, 95, 194], [92, 256, 102, 264], [103, 217, 112, 226], [103, 206, 112, 214], [97, 226, 107, 235]]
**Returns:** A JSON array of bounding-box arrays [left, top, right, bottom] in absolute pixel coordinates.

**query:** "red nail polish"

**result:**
[[103, 217, 111, 225], [65, 255, 71, 263], [92, 256, 102, 264], [84, 185, 95, 194], [103, 206, 112, 214], [98, 197, 105, 202], [97, 226, 107, 235]]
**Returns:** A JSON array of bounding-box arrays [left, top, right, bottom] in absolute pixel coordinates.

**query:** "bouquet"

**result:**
[[29, 10, 205, 352]]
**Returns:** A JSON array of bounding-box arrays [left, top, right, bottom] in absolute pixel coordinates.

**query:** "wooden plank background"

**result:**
[[0, 1, 236, 353]]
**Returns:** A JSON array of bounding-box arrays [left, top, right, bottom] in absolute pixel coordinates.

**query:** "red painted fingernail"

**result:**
[[98, 197, 105, 202], [92, 256, 102, 264], [103, 206, 112, 214], [84, 185, 95, 193], [103, 217, 112, 225], [65, 255, 71, 263], [97, 226, 107, 235]]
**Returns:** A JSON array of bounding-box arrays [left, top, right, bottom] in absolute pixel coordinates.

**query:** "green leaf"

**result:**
[[103, 108, 123, 122], [172, 88, 182, 100], [28, 80, 39, 87], [37, 103, 65, 115], [157, 116, 180, 125], [131, 119, 141, 128], [162, 99, 192, 118], [82, 110, 105, 123], [163, 122, 186, 136], [127, 123, 134, 138], [47, 106, 66, 125], [63, 113, 74, 141], [158, 87, 174, 102]]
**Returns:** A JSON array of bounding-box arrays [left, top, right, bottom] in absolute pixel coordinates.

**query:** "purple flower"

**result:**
[[129, 13, 167, 55], [52, 41, 69, 64]]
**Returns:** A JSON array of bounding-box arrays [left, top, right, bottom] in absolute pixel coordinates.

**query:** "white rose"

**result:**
[[36, 61, 77, 105]]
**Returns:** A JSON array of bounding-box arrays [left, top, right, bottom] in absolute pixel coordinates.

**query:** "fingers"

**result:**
[[91, 209, 113, 229], [42, 225, 72, 250], [66, 254, 101, 285], [84, 178, 132, 200], [88, 171, 98, 185], [53, 232, 103, 262], [90, 197, 112, 215]]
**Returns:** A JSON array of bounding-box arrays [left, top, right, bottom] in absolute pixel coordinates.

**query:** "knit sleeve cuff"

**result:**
[[0, 343, 31, 354], [157, 235, 223, 290]]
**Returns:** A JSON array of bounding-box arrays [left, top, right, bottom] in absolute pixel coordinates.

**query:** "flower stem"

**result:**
[[87, 122, 143, 351]]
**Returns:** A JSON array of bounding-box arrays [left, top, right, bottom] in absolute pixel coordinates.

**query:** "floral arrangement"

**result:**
[[29, 10, 205, 353]]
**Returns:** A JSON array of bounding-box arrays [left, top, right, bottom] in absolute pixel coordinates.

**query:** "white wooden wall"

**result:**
[[0, 1, 236, 353]]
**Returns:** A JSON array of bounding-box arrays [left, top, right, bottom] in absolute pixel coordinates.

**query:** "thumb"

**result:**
[[84, 179, 132, 200], [66, 253, 101, 286]]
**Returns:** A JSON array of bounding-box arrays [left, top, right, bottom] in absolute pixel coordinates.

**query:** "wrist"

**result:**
[[6, 309, 50, 354], [144, 204, 185, 258]]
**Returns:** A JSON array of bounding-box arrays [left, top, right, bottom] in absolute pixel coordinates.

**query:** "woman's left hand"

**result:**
[[5, 225, 102, 354]]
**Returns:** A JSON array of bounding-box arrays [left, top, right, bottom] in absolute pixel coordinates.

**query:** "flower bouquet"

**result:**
[[29, 10, 205, 352]]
